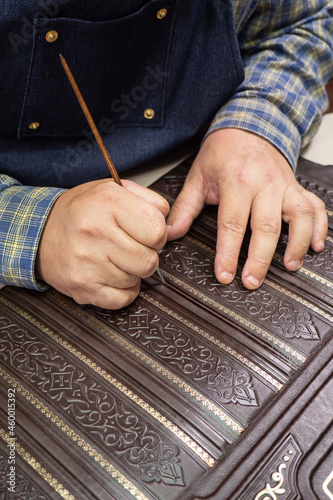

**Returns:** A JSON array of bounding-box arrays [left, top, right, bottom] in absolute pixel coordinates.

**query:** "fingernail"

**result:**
[[289, 260, 302, 271], [246, 276, 260, 287], [220, 271, 234, 283], [318, 240, 325, 251]]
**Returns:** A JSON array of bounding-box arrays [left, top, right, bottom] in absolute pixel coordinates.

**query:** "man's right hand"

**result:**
[[36, 179, 169, 309]]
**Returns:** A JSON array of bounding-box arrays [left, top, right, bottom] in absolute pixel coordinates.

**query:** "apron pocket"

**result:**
[[18, 0, 176, 138]]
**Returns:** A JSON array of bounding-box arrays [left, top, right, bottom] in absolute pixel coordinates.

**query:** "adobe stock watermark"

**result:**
[[51, 64, 167, 183], [7, 388, 16, 493], [109, 65, 165, 121], [7, 0, 72, 53]]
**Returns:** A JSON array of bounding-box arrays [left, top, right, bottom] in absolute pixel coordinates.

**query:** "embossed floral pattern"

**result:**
[[91, 305, 259, 406], [0, 315, 184, 486], [303, 246, 333, 271], [139, 442, 183, 485]]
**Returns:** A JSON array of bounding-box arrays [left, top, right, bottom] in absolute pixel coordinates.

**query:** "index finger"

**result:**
[[122, 180, 170, 218], [112, 185, 168, 251]]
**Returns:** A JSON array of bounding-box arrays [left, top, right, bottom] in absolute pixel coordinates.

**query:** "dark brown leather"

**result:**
[[0, 157, 332, 500]]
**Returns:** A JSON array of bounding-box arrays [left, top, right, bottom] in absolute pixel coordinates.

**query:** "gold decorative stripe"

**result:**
[[186, 235, 215, 255], [327, 210, 333, 217], [0, 295, 216, 466], [265, 279, 333, 324], [140, 292, 283, 391], [51, 292, 243, 436], [160, 270, 307, 364], [0, 369, 150, 500], [327, 235, 333, 243], [274, 253, 333, 289], [0, 427, 75, 500], [298, 267, 333, 288]]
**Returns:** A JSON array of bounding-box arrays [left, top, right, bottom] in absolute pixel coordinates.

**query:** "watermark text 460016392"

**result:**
[[7, 388, 16, 493]]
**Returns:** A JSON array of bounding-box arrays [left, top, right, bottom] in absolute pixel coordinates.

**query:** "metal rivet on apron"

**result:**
[[28, 122, 40, 130], [144, 109, 155, 120], [156, 9, 167, 19], [46, 30, 58, 43]]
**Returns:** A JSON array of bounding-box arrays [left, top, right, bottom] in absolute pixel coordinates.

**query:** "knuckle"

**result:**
[[157, 198, 170, 217], [67, 270, 91, 298], [249, 255, 271, 269], [111, 289, 139, 310], [67, 271, 82, 292], [146, 210, 167, 247], [313, 196, 326, 212], [125, 275, 140, 288], [74, 218, 100, 238], [139, 249, 159, 277], [71, 246, 86, 262], [98, 286, 140, 310], [94, 183, 114, 204], [295, 202, 314, 219], [217, 250, 239, 267], [72, 288, 89, 305], [221, 217, 246, 237], [256, 217, 281, 236]]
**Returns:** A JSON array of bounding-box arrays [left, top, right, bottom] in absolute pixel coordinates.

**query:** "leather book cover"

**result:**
[[0, 157, 332, 500]]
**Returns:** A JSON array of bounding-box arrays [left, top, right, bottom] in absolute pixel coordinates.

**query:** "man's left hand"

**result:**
[[166, 128, 327, 289]]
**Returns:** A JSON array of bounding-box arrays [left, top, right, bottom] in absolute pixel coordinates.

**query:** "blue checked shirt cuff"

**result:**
[[0, 175, 65, 290], [205, 96, 304, 171]]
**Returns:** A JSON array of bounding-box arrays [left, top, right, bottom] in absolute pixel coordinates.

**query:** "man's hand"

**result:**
[[36, 179, 169, 309], [166, 128, 327, 289]]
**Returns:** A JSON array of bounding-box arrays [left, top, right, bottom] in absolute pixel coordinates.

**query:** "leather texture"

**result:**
[[0, 156, 332, 499]]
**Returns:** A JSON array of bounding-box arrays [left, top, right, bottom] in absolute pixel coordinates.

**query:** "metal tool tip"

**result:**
[[156, 267, 167, 286]]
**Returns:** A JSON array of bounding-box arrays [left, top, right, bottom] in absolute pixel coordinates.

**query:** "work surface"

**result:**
[[0, 153, 332, 499]]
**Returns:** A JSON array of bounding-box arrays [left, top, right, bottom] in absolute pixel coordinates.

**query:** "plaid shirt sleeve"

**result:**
[[0, 174, 65, 290], [207, 0, 333, 170]]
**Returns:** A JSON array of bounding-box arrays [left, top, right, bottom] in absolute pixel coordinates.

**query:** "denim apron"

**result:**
[[0, 0, 244, 187]]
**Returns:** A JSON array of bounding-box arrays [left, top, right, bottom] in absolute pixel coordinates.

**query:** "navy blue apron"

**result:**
[[0, 0, 244, 187]]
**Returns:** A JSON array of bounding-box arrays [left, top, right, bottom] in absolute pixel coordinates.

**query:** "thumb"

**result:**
[[166, 178, 205, 240]]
